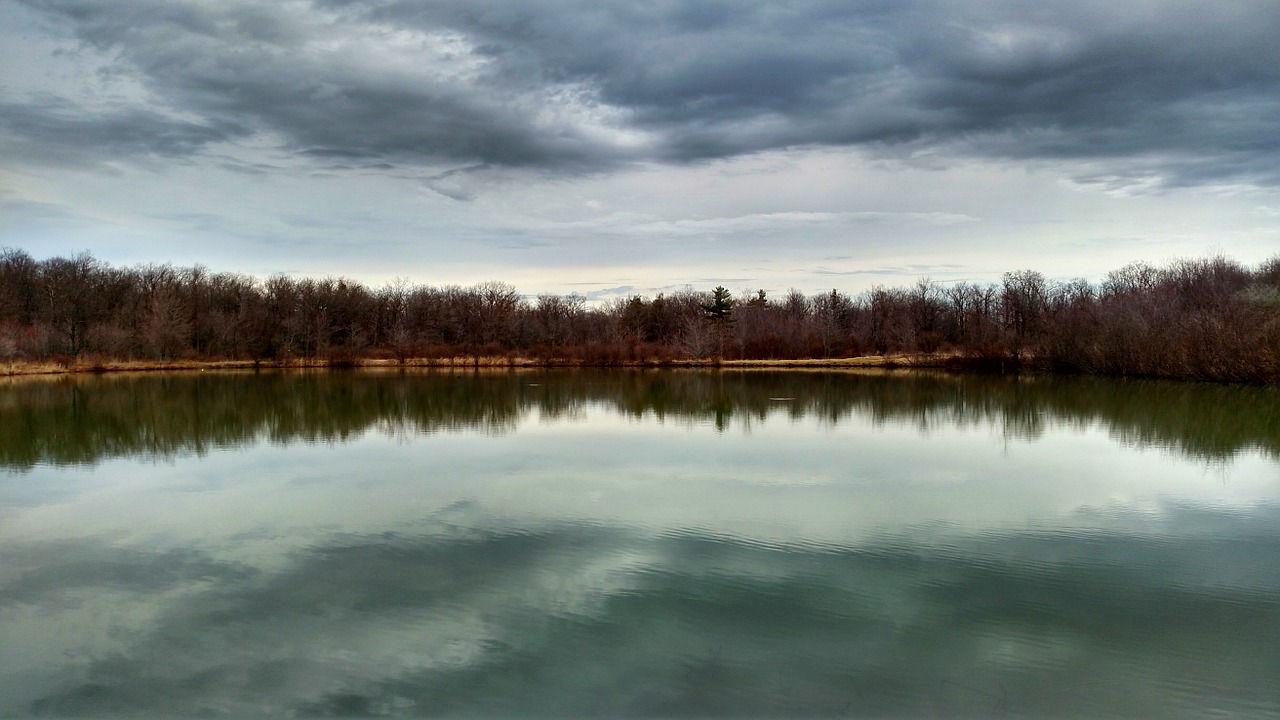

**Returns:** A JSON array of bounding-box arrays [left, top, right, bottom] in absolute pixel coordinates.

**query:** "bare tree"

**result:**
[[0, 248, 39, 326], [1001, 270, 1048, 360], [38, 252, 105, 357]]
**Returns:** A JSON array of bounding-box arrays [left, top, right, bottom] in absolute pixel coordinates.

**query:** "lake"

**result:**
[[1, 369, 1278, 718]]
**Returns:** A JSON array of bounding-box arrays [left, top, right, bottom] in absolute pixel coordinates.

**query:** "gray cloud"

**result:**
[[562, 284, 638, 302], [6, 1, 1280, 189], [0, 98, 235, 165]]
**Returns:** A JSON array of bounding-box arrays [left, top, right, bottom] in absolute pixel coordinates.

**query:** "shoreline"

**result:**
[[0, 352, 963, 378], [2, 353, 1266, 385]]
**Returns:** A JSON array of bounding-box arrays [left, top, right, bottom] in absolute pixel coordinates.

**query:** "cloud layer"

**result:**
[[7, 0, 1280, 187]]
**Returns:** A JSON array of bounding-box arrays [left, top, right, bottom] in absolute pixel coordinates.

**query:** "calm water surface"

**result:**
[[1, 369, 1278, 718]]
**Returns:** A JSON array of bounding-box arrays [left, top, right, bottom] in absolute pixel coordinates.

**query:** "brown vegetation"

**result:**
[[2, 248, 1277, 383], [0, 352, 963, 378]]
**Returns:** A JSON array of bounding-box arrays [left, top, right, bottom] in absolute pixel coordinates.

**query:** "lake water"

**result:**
[[1, 369, 1278, 718]]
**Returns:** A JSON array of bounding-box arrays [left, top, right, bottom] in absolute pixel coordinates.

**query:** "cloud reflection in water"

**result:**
[[1, 370, 1278, 717]]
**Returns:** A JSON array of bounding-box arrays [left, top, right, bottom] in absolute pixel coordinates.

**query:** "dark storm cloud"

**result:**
[[9, 0, 1280, 186], [0, 98, 235, 165]]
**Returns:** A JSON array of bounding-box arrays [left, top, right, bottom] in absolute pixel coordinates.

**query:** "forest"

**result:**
[[1, 247, 1278, 383]]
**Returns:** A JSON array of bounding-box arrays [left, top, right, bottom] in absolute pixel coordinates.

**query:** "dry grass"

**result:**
[[0, 356, 536, 376], [0, 352, 963, 378], [720, 352, 958, 368], [3, 358, 270, 376], [1, 360, 71, 376]]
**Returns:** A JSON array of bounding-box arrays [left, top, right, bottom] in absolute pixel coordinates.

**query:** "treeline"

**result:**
[[1, 247, 1278, 382]]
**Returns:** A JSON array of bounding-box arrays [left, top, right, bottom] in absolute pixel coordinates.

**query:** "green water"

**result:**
[[1, 369, 1278, 718]]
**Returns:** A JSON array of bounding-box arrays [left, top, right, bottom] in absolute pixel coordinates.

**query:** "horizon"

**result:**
[[7, 246, 1277, 308]]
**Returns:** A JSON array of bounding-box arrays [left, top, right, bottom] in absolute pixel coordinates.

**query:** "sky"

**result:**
[[2, 0, 1279, 301]]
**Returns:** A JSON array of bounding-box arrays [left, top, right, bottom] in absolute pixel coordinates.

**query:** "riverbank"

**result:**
[[0, 352, 963, 377], [6, 352, 1269, 384]]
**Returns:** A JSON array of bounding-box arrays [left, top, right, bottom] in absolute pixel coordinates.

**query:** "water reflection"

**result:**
[[7, 515, 1280, 717], [2, 369, 1279, 718], [2, 369, 1278, 468]]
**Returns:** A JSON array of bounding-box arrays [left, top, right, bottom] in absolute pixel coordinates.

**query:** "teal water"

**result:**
[[1, 369, 1278, 718]]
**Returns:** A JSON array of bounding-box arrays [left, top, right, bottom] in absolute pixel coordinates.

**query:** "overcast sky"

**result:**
[[2, 0, 1278, 300]]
